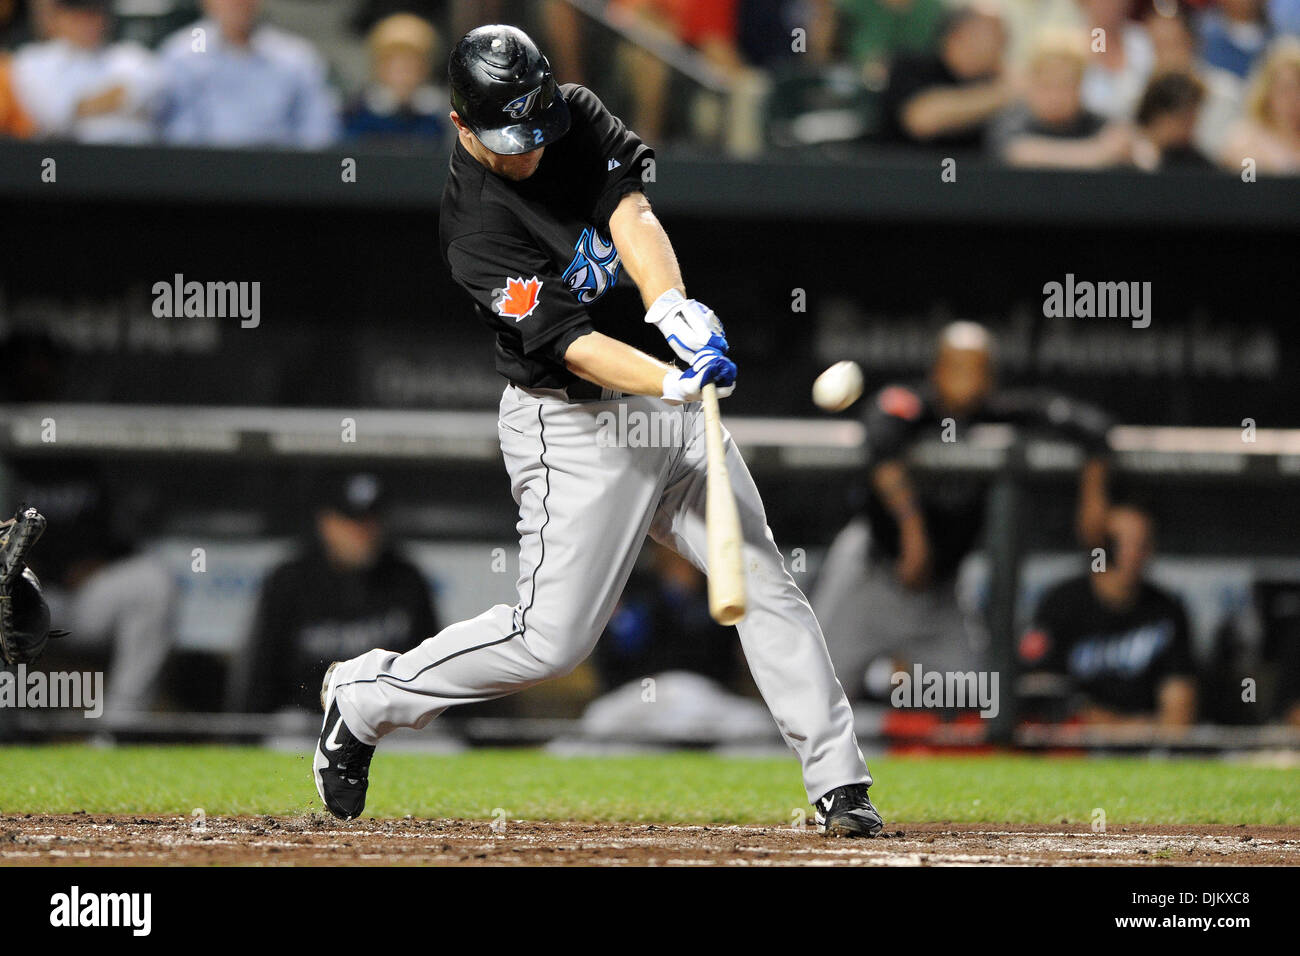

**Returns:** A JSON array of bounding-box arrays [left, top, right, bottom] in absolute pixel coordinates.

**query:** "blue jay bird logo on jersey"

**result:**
[[562, 228, 621, 304], [502, 86, 542, 118]]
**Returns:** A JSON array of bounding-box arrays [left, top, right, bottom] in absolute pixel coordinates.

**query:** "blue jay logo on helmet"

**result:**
[[502, 85, 542, 118], [562, 228, 622, 304]]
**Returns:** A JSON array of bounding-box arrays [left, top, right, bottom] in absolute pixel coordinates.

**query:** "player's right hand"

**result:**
[[645, 289, 729, 364], [661, 347, 737, 404]]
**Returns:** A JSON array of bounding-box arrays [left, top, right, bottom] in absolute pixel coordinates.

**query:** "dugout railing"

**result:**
[[1, 406, 1297, 750]]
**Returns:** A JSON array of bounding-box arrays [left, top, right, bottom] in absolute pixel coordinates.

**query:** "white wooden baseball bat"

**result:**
[[701, 382, 747, 626]]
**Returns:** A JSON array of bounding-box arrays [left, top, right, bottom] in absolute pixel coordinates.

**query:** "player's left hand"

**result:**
[[645, 289, 728, 364], [661, 347, 737, 404]]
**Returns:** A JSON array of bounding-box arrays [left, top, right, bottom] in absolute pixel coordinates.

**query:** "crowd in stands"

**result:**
[[867, 0, 1300, 171], [0, 0, 1295, 170], [0, 0, 451, 149]]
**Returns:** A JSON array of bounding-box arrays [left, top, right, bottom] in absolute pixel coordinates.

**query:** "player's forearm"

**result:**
[[1079, 458, 1109, 506], [872, 460, 924, 529], [1157, 678, 1197, 727], [902, 81, 1011, 140], [563, 329, 675, 397], [1003, 131, 1125, 169], [608, 191, 684, 309]]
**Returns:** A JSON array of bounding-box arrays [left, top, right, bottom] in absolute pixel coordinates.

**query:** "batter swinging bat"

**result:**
[[701, 383, 747, 625]]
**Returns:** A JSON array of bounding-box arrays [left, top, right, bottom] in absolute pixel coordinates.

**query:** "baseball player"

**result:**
[[314, 24, 883, 837]]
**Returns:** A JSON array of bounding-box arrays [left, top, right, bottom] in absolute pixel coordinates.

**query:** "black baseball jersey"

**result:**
[[439, 83, 656, 389], [1020, 576, 1195, 715], [859, 383, 1112, 579]]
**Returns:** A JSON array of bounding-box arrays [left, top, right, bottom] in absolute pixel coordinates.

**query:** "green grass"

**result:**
[[2, 746, 1296, 825]]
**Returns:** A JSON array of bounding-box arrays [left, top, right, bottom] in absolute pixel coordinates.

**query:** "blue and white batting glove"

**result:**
[[661, 347, 737, 404], [645, 289, 729, 364]]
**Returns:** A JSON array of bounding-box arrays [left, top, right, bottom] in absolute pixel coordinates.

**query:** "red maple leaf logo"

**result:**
[[493, 275, 542, 321]]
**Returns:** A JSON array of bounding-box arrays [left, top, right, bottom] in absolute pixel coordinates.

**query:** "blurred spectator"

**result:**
[[1, 0, 35, 47], [610, 0, 748, 142], [878, 3, 1014, 150], [229, 473, 438, 714], [1144, 1, 1244, 156], [1077, 0, 1155, 120], [344, 13, 448, 147], [538, 0, 590, 87], [1132, 69, 1216, 167], [990, 29, 1134, 167], [740, 0, 833, 70], [837, 0, 947, 86], [11, 0, 160, 144], [1, 332, 176, 715], [0, 52, 35, 137], [812, 322, 1114, 700], [594, 542, 743, 691], [1019, 506, 1197, 727], [349, 1, 590, 86], [1270, 0, 1300, 35], [1219, 35, 1300, 171], [999, 0, 1086, 66], [1201, 0, 1272, 78], [351, 0, 451, 36], [156, 0, 340, 148]]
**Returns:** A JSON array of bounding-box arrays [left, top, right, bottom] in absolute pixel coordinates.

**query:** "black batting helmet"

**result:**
[[449, 24, 571, 155]]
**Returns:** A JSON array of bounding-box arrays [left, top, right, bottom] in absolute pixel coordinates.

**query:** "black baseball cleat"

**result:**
[[813, 783, 885, 837], [313, 662, 375, 820]]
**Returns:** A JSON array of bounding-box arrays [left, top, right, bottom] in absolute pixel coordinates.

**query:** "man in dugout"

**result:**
[[1019, 505, 1197, 726], [811, 321, 1114, 700]]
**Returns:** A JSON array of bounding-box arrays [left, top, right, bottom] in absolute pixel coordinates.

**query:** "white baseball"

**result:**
[[811, 360, 864, 412]]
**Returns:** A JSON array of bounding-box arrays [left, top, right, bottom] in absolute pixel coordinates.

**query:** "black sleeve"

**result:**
[[561, 84, 655, 234], [881, 56, 943, 138], [862, 385, 925, 466], [986, 389, 1114, 457], [446, 232, 595, 362]]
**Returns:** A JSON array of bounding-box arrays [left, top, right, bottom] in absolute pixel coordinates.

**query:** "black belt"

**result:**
[[563, 379, 605, 400], [510, 379, 615, 402]]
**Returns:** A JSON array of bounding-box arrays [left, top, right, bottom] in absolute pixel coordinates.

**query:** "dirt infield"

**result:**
[[2, 815, 1297, 866]]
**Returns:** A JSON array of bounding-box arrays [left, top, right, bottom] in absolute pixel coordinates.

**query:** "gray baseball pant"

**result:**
[[332, 385, 870, 802]]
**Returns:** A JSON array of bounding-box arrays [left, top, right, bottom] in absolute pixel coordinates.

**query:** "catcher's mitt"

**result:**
[[0, 506, 67, 665]]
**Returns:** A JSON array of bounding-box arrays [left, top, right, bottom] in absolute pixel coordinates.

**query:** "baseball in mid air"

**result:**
[[812, 360, 864, 412]]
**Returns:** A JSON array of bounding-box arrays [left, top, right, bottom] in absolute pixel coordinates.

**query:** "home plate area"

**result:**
[[4, 816, 1298, 866]]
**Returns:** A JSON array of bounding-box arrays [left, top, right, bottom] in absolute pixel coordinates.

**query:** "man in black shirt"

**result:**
[[1020, 506, 1197, 725], [879, 3, 1014, 150], [314, 25, 882, 837], [232, 473, 438, 714], [813, 321, 1113, 698]]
